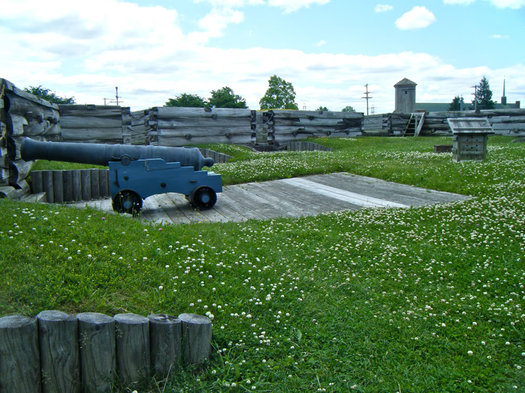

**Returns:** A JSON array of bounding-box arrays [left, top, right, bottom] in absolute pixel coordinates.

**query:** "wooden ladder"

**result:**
[[403, 112, 426, 136]]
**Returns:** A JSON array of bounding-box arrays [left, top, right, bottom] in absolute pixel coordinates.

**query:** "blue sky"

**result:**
[[1, 0, 524, 113]]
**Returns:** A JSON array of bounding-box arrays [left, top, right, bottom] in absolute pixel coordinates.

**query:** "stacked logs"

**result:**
[[59, 104, 130, 144], [151, 107, 255, 146], [0, 78, 60, 194], [266, 110, 363, 143], [0, 311, 212, 393]]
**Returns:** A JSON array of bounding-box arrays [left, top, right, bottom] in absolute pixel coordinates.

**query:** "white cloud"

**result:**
[[444, 0, 525, 7], [395, 6, 436, 30], [316, 40, 327, 47], [491, 34, 510, 39], [267, 0, 331, 13], [488, 0, 525, 8], [0, 0, 523, 113], [375, 4, 393, 12], [443, 0, 475, 5]]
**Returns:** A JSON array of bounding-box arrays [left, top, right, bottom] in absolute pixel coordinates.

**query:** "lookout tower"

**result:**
[[394, 78, 417, 113]]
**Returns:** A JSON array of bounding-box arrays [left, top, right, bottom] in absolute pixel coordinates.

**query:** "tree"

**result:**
[[473, 76, 495, 110], [165, 93, 206, 107], [259, 75, 298, 110], [24, 85, 75, 104], [207, 86, 247, 108], [316, 106, 329, 112], [341, 105, 356, 113], [449, 96, 461, 111]]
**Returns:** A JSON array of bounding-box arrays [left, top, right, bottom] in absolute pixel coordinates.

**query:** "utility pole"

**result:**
[[362, 84, 373, 116], [472, 84, 479, 113], [103, 86, 123, 106]]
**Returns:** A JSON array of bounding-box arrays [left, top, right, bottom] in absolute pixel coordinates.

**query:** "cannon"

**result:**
[[21, 138, 222, 214]]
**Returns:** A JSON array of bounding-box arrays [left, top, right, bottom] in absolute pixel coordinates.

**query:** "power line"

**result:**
[[362, 84, 373, 116]]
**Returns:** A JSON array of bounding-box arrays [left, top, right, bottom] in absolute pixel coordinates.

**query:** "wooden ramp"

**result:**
[[71, 173, 471, 225]]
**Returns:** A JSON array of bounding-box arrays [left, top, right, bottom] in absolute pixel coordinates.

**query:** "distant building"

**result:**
[[415, 100, 521, 112], [394, 78, 417, 113], [412, 77, 520, 112]]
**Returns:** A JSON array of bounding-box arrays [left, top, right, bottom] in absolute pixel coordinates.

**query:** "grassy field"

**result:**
[[1, 136, 524, 392]]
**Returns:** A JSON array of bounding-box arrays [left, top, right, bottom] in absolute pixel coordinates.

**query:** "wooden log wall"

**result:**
[[378, 109, 525, 137], [0, 78, 60, 192], [0, 311, 211, 392], [59, 104, 130, 144], [150, 107, 255, 146], [265, 110, 363, 143], [418, 109, 525, 136]]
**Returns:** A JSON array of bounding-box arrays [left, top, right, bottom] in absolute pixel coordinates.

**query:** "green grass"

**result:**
[[1, 136, 524, 392]]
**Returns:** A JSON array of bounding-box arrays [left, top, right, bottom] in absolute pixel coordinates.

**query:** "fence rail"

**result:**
[[0, 311, 211, 393]]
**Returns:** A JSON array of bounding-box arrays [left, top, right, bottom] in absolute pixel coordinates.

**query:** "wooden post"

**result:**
[[80, 169, 91, 201], [31, 170, 43, 194], [148, 314, 181, 378], [42, 170, 54, 203], [71, 170, 81, 201], [0, 315, 41, 393], [53, 170, 63, 203], [114, 313, 150, 387], [178, 313, 212, 365], [90, 169, 100, 200], [99, 170, 109, 197], [37, 310, 80, 393], [77, 312, 116, 393], [63, 170, 73, 202]]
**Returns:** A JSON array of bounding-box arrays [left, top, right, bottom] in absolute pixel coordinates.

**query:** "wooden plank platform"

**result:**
[[70, 173, 471, 225]]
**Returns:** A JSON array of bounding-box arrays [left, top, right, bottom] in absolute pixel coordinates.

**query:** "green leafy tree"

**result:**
[[207, 87, 247, 108], [341, 105, 356, 112], [449, 96, 461, 111], [473, 76, 495, 110], [165, 93, 206, 107], [24, 85, 75, 104], [316, 106, 329, 112], [259, 75, 298, 110]]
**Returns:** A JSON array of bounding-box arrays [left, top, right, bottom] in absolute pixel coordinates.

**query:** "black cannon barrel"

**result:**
[[21, 138, 214, 170]]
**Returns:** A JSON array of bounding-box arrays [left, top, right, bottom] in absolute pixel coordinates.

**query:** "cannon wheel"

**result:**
[[112, 190, 143, 215], [190, 186, 217, 210]]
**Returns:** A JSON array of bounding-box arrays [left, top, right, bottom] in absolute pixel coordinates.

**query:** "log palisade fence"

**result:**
[[3, 77, 525, 200], [362, 110, 525, 136], [0, 311, 212, 393]]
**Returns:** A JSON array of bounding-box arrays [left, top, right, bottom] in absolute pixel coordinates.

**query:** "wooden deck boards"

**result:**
[[70, 173, 471, 225]]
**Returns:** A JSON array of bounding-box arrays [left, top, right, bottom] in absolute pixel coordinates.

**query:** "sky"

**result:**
[[1, 0, 524, 113]]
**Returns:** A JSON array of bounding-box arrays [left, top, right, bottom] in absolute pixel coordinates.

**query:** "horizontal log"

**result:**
[[5, 92, 60, 121], [60, 116, 123, 128], [59, 105, 125, 118], [273, 126, 361, 136], [154, 118, 251, 128], [492, 123, 525, 131], [489, 116, 525, 123], [271, 110, 363, 120], [155, 107, 252, 120], [158, 134, 251, 146], [61, 128, 122, 142], [1, 78, 59, 110], [158, 127, 252, 138]]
